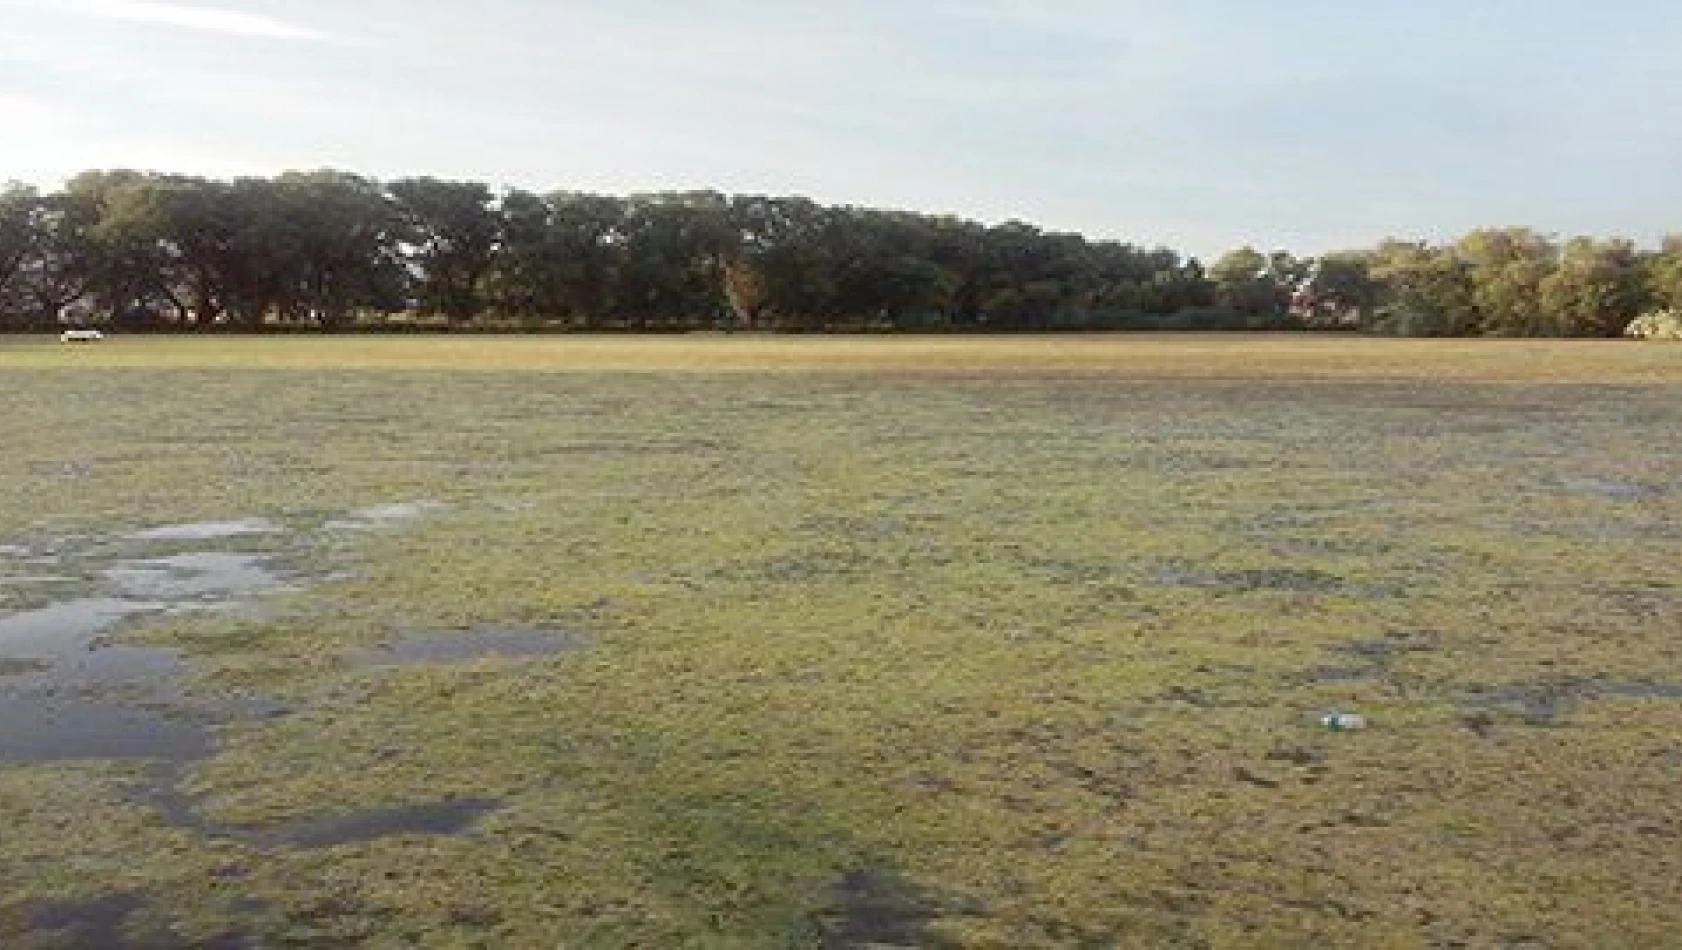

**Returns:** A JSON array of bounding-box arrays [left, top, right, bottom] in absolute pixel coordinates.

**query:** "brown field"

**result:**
[[4, 332, 1680, 382]]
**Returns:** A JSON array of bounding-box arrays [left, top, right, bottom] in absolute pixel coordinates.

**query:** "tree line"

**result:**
[[2, 170, 1679, 336]]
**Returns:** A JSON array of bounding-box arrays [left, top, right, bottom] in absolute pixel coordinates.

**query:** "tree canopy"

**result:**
[[1, 169, 1675, 337]]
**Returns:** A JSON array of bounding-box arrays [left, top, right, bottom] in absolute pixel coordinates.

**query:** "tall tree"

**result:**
[[1643, 236, 1682, 311], [1298, 252, 1378, 328], [1539, 237, 1647, 337], [0, 184, 41, 325], [272, 171, 407, 327], [1366, 240, 1478, 336], [388, 178, 503, 323], [1210, 246, 1283, 316], [1454, 228, 1557, 336]]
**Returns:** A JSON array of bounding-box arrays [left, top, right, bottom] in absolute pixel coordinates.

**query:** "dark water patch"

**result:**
[[237, 799, 500, 850], [129, 760, 498, 852], [24, 891, 145, 949], [0, 599, 166, 655], [821, 868, 940, 949], [0, 600, 215, 765], [0, 696, 211, 763], [0, 599, 188, 704], [351, 628, 583, 668], [22, 889, 257, 949], [0, 592, 288, 770], [129, 519, 282, 543]]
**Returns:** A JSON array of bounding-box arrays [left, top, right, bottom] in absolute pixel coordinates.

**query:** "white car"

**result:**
[[59, 329, 106, 343]]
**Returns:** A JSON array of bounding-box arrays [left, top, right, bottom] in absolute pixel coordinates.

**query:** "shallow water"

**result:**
[[0, 543, 288, 765], [25, 892, 147, 949], [325, 501, 443, 532], [824, 869, 940, 947], [0, 696, 211, 762], [104, 553, 288, 601], [0, 598, 165, 656], [240, 799, 501, 850], [129, 518, 282, 542]]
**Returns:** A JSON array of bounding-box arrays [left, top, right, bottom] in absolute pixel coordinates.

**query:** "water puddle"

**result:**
[[325, 501, 444, 533], [0, 502, 504, 864], [0, 696, 211, 763], [129, 518, 282, 542], [350, 628, 583, 668], [821, 869, 942, 947], [21, 890, 256, 949], [105, 553, 289, 601], [235, 799, 500, 850], [0, 599, 166, 658], [24, 892, 147, 949], [0, 504, 431, 767]]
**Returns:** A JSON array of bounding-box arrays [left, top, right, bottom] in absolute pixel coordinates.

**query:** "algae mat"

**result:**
[[0, 338, 1679, 945]]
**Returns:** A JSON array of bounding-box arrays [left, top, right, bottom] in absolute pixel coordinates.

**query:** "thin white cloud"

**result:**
[[57, 0, 336, 42]]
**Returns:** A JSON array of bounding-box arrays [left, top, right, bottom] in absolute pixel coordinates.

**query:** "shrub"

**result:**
[[1624, 309, 1682, 340]]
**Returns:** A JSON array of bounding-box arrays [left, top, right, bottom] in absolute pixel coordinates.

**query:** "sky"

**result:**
[[3, 0, 1680, 257]]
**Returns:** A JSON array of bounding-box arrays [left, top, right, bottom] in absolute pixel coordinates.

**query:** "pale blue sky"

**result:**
[[3, 0, 1679, 256]]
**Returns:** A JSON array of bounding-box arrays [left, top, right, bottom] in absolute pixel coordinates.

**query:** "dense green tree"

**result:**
[[1453, 228, 1557, 336], [15, 192, 102, 329], [1365, 241, 1478, 336], [388, 178, 502, 323], [270, 171, 407, 327], [0, 184, 43, 326], [1643, 236, 1682, 311], [1210, 247, 1283, 316], [1299, 252, 1379, 328], [608, 192, 733, 329], [1539, 238, 1646, 337], [5, 167, 1680, 337]]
